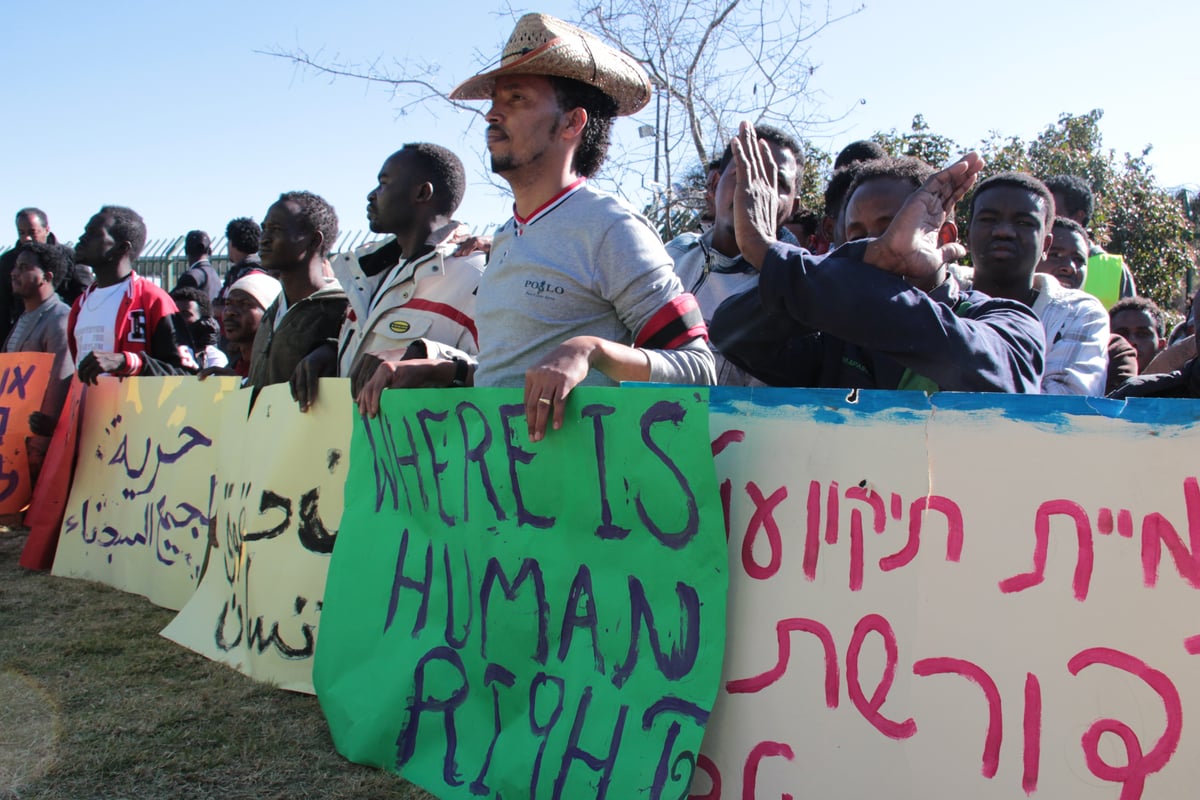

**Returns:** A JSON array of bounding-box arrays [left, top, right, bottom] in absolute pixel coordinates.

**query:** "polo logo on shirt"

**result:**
[[129, 310, 147, 343], [524, 279, 566, 298], [389, 320, 411, 334]]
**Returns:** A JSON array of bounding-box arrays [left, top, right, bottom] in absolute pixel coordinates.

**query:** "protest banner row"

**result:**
[[32, 373, 1200, 799]]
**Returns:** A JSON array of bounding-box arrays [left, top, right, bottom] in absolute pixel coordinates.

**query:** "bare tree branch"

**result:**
[[259, 0, 863, 239], [256, 48, 486, 119], [576, 0, 862, 237]]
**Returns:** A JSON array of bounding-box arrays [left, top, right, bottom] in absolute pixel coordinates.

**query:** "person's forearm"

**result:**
[[579, 337, 652, 383]]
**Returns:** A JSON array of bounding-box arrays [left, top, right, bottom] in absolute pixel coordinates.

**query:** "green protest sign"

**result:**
[[315, 386, 726, 799]]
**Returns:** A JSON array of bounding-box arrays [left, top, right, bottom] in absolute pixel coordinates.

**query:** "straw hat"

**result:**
[[450, 13, 651, 117]]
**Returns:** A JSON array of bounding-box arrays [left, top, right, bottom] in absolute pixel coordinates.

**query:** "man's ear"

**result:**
[[561, 107, 588, 141], [414, 181, 434, 204], [937, 220, 959, 248], [700, 167, 720, 205], [818, 214, 835, 245], [1040, 227, 1054, 260]]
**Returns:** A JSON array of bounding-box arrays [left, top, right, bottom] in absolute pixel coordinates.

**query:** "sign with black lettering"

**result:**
[[314, 386, 728, 799]]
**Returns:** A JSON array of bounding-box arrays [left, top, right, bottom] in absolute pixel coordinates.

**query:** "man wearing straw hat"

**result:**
[[355, 13, 714, 441]]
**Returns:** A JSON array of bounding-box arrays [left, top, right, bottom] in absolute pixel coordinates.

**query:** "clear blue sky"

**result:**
[[2, 0, 1195, 248]]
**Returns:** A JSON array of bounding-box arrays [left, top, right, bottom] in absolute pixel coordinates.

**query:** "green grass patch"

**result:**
[[0, 528, 433, 800]]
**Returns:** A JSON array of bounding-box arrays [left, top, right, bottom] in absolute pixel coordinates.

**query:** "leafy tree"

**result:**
[[1103, 154, 1194, 310], [871, 114, 957, 167], [796, 140, 832, 219], [1174, 187, 1200, 298]]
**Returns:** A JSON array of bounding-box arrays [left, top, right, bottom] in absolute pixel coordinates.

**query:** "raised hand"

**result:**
[[864, 151, 984, 283], [731, 121, 780, 269]]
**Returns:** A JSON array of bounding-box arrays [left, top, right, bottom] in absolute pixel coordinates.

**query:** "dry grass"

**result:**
[[0, 527, 434, 800]]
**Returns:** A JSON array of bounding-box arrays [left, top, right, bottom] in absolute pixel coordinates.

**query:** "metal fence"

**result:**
[[0, 229, 389, 287]]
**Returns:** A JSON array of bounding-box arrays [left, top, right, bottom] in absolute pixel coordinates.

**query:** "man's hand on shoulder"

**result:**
[[450, 233, 492, 258], [864, 151, 983, 283]]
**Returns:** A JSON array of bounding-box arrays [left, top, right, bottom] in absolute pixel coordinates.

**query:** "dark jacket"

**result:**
[[174, 259, 222, 301], [710, 240, 1046, 393], [247, 282, 347, 390], [1108, 358, 1200, 399]]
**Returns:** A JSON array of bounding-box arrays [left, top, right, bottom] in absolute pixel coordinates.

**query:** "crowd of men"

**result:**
[[3, 13, 1195, 486]]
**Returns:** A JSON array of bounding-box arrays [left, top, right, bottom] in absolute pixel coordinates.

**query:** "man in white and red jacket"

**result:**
[[70, 205, 197, 382]]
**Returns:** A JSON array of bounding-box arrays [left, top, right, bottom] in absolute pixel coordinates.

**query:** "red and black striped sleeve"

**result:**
[[634, 293, 708, 350]]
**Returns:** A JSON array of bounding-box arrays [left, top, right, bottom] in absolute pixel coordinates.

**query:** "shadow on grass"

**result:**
[[0, 528, 434, 800]]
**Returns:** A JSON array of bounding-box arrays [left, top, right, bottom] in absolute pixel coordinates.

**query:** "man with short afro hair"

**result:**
[[1110, 295, 1166, 372], [216, 216, 265, 318], [247, 191, 347, 406], [841, 157, 938, 243], [819, 159, 879, 252], [223, 217, 262, 280], [1043, 175, 1094, 226], [0, 208, 60, 342], [5, 241, 75, 478], [225, 217, 261, 258], [327, 142, 485, 404]]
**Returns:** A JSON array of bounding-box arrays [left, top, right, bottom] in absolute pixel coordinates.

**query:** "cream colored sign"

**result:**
[[697, 389, 1200, 800], [163, 381, 351, 693], [52, 377, 239, 609]]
